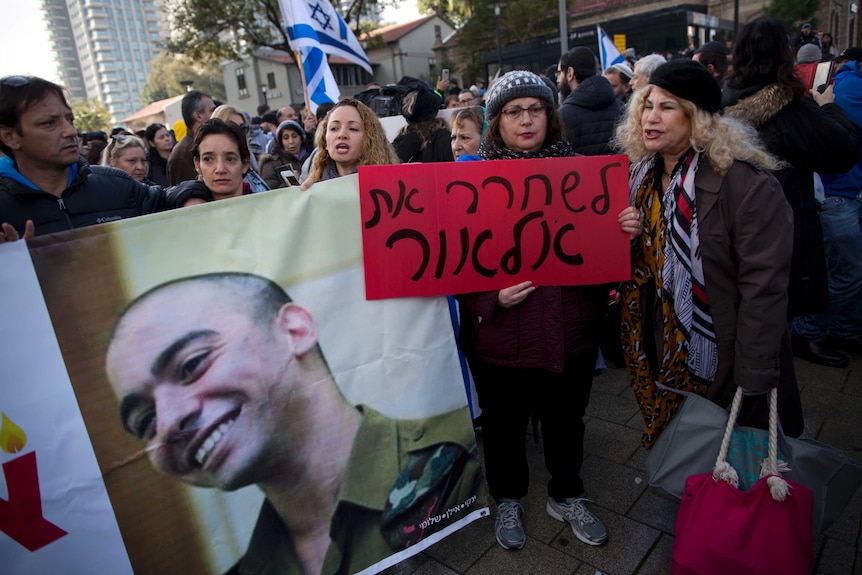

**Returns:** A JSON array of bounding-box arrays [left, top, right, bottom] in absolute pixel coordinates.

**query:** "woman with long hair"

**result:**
[[721, 17, 858, 364], [302, 99, 399, 186], [144, 123, 173, 187], [613, 59, 802, 447], [258, 120, 307, 188], [392, 82, 453, 163]]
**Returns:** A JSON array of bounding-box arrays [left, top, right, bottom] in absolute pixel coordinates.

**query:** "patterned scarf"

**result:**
[[630, 151, 718, 382], [478, 137, 575, 160]]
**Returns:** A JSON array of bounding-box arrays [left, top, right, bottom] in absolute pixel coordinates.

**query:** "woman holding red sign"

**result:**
[[456, 70, 640, 552]]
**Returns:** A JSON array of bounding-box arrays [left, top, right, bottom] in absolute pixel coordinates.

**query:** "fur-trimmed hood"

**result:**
[[722, 83, 795, 127]]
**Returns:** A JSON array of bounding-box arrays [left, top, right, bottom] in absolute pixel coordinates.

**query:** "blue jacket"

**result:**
[[0, 156, 164, 236], [821, 60, 862, 198]]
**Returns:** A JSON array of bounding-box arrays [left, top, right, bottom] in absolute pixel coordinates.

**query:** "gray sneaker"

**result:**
[[494, 499, 526, 550], [546, 496, 608, 545]]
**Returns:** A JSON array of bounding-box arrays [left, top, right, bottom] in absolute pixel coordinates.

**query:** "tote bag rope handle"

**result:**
[[712, 387, 791, 501]]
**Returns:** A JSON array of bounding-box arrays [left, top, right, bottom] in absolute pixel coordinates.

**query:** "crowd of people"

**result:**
[[1, 14, 860, 567]]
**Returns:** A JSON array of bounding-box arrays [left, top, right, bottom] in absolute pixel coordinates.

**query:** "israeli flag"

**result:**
[[280, 0, 372, 73], [597, 25, 625, 71], [298, 45, 341, 112]]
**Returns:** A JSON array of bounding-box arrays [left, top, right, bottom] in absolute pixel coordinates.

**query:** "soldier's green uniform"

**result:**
[[228, 405, 484, 575]]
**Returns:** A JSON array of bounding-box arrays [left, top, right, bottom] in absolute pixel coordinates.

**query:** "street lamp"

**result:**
[[261, 85, 268, 107], [493, 3, 506, 75]]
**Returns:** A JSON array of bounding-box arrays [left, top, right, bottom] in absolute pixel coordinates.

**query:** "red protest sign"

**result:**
[[358, 155, 631, 300]]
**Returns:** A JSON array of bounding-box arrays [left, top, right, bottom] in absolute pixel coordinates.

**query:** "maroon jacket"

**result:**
[[456, 285, 603, 372]]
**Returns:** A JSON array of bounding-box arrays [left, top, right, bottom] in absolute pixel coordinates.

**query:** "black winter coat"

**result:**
[[0, 157, 165, 236], [559, 75, 625, 156], [722, 83, 860, 317], [146, 148, 170, 188], [393, 127, 454, 163]]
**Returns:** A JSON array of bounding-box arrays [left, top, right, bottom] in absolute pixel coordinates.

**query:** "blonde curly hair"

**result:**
[[612, 85, 782, 175], [308, 98, 399, 181]]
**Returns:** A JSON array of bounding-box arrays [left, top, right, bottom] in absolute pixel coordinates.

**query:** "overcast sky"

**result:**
[[0, 1, 60, 82], [0, 1, 422, 84]]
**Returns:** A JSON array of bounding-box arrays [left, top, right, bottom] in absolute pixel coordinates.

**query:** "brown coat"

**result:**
[[638, 159, 802, 432], [258, 150, 303, 189], [166, 135, 197, 186]]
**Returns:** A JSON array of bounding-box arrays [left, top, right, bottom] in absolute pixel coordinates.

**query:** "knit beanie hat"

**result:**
[[796, 43, 822, 64], [649, 60, 722, 113], [261, 112, 279, 125], [276, 120, 305, 143], [484, 70, 555, 120]]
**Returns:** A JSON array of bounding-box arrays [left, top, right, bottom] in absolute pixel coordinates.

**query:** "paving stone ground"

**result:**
[[382, 351, 862, 575]]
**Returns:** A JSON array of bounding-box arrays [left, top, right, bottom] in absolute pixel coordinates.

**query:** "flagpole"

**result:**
[[294, 49, 313, 113]]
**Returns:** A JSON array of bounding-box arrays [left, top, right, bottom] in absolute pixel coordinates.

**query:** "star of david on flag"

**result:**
[[280, 0, 373, 111], [597, 25, 625, 71], [281, 0, 371, 71]]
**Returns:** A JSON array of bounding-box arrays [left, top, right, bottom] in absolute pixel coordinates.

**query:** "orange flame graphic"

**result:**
[[0, 412, 27, 454]]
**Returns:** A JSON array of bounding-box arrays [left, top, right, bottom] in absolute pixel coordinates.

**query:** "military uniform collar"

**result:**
[[230, 406, 396, 575]]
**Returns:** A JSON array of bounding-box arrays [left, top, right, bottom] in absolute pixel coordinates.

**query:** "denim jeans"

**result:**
[[793, 195, 862, 340]]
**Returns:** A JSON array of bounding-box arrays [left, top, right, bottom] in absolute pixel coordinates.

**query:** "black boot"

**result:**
[[791, 337, 849, 368]]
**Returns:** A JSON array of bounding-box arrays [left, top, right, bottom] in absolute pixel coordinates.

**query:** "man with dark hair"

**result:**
[[0, 75, 163, 240], [557, 46, 624, 155], [255, 111, 277, 153], [256, 103, 271, 117], [260, 112, 279, 135], [167, 89, 215, 185], [692, 41, 730, 80], [105, 272, 481, 575]]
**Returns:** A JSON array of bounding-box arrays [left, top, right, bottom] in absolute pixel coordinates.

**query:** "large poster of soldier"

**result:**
[[1, 175, 488, 575]]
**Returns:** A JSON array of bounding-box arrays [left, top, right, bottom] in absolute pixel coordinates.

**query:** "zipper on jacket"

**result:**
[[57, 197, 74, 229]]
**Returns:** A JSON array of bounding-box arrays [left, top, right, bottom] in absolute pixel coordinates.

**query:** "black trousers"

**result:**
[[470, 349, 598, 501]]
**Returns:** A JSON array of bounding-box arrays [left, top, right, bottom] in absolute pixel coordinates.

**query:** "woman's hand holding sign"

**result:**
[[497, 281, 536, 308]]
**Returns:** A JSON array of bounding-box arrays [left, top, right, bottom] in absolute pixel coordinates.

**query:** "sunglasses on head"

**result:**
[[1, 76, 30, 88]]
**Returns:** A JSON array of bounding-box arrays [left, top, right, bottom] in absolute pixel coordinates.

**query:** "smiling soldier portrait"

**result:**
[[104, 272, 481, 575]]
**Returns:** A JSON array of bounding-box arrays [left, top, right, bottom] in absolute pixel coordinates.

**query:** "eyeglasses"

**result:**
[[240, 122, 250, 132], [459, 96, 475, 103], [1, 76, 30, 88], [500, 104, 547, 121]]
